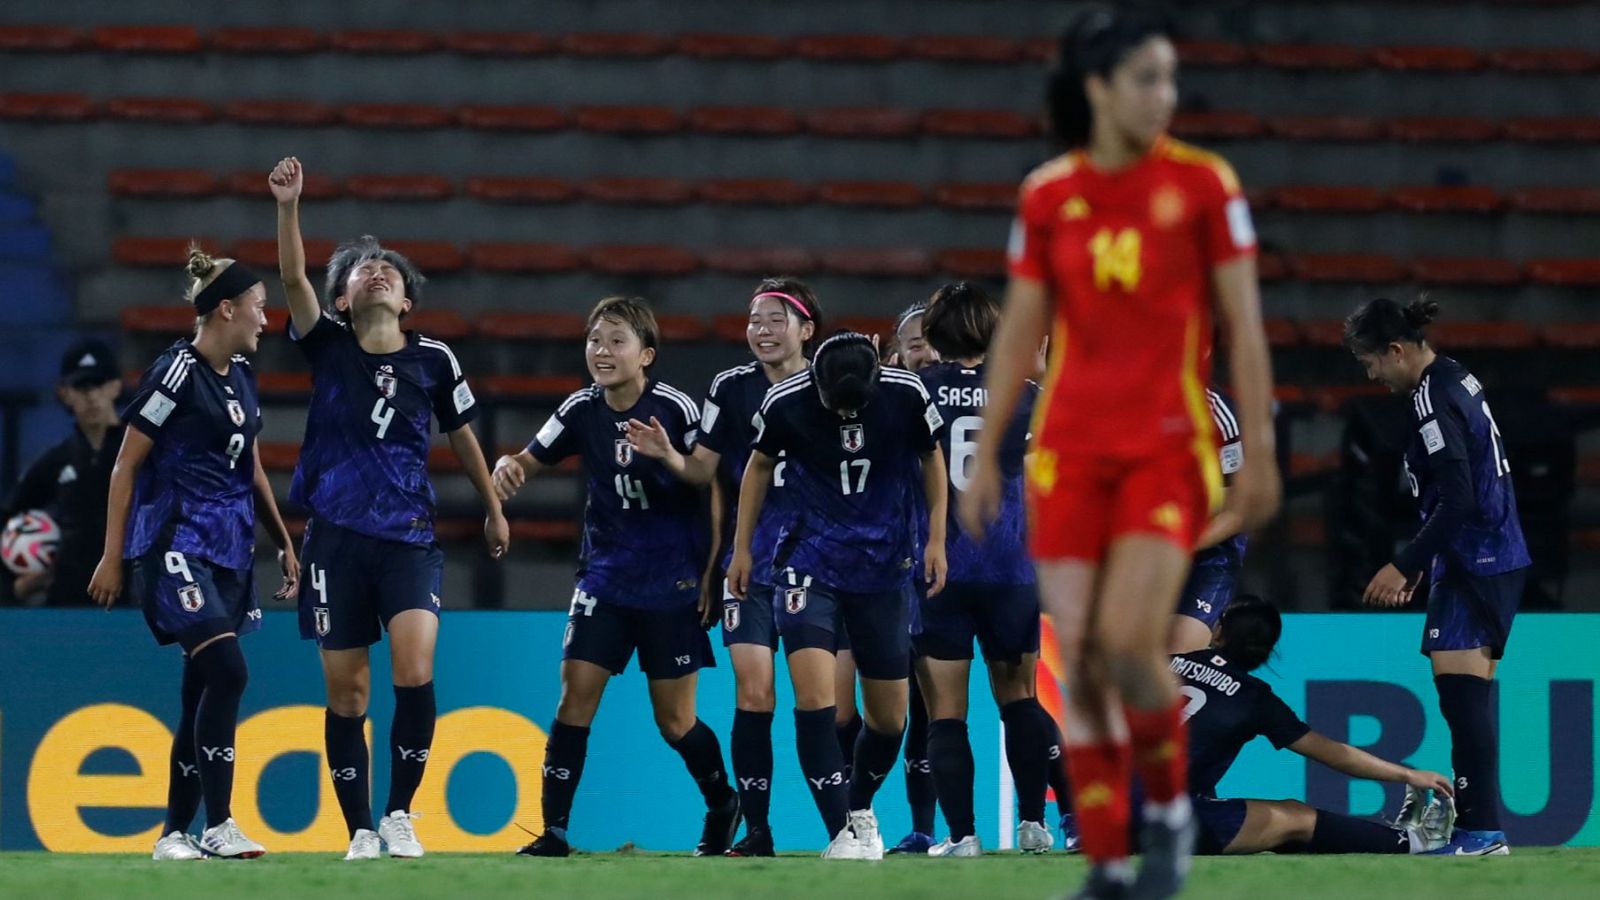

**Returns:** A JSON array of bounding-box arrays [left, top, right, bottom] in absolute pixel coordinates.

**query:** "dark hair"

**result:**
[[325, 235, 425, 319], [751, 276, 824, 354], [587, 295, 660, 366], [1214, 595, 1281, 672], [923, 281, 999, 360], [1047, 4, 1173, 148], [813, 332, 880, 413], [1343, 296, 1440, 355]]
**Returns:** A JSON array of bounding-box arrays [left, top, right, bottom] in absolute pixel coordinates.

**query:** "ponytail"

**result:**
[[1344, 295, 1440, 355], [1047, 4, 1172, 148]]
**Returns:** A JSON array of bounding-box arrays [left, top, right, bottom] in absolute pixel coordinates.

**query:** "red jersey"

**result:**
[[1008, 137, 1256, 462]]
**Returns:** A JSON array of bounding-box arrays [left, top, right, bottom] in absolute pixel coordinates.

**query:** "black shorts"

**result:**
[[1421, 566, 1525, 660], [564, 588, 716, 680], [296, 519, 443, 651], [1132, 795, 1246, 856], [132, 549, 259, 652], [774, 571, 909, 681], [913, 581, 1041, 665], [722, 580, 779, 650]]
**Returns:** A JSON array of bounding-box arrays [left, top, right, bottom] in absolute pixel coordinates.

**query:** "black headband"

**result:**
[[193, 263, 263, 315]]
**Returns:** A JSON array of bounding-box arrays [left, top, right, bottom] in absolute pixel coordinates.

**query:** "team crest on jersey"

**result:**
[[784, 587, 807, 614], [374, 372, 398, 399], [1151, 184, 1186, 229], [178, 584, 205, 613], [314, 606, 330, 636], [840, 424, 864, 453], [614, 439, 635, 467], [723, 603, 740, 632], [226, 399, 246, 427]]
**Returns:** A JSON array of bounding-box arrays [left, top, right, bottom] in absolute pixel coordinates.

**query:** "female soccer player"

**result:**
[[962, 8, 1281, 897], [727, 333, 949, 860], [1169, 388, 1250, 654], [270, 158, 509, 860], [1166, 598, 1456, 856], [1346, 296, 1530, 857], [492, 296, 738, 859], [89, 248, 298, 860]]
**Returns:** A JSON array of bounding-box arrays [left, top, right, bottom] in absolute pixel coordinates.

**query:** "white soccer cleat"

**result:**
[[1416, 795, 1457, 853], [344, 828, 382, 860], [821, 826, 863, 859], [199, 818, 265, 859], [847, 808, 884, 860], [152, 831, 205, 861], [928, 834, 983, 857], [379, 811, 425, 858], [1393, 785, 1427, 831], [1017, 820, 1055, 854]]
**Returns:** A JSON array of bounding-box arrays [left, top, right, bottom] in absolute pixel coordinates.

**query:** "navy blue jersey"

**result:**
[[920, 362, 1038, 585], [1170, 650, 1310, 797], [528, 380, 707, 608], [1403, 357, 1530, 577], [752, 368, 942, 592], [124, 341, 261, 570], [1192, 389, 1248, 576], [289, 312, 477, 544], [699, 362, 793, 579]]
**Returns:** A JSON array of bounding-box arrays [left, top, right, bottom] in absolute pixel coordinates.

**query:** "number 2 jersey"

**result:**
[[528, 380, 707, 609], [1170, 649, 1310, 798], [698, 362, 792, 583], [124, 341, 262, 571], [289, 312, 477, 545]]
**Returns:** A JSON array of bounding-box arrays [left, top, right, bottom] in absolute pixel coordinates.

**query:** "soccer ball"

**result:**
[[2, 511, 60, 575]]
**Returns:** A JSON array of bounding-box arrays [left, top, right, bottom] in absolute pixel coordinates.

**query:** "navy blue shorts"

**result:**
[[1421, 566, 1525, 659], [297, 519, 443, 651], [1175, 562, 1237, 628], [564, 588, 715, 680], [132, 549, 259, 652], [913, 581, 1041, 664], [722, 581, 778, 650], [775, 571, 910, 681], [1192, 796, 1248, 854]]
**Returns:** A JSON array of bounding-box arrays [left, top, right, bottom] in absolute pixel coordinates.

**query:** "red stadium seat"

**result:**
[[114, 237, 217, 267], [1372, 46, 1484, 72], [1263, 319, 1301, 348], [574, 105, 683, 134], [817, 248, 934, 277], [714, 314, 755, 343], [1256, 252, 1289, 282], [686, 106, 802, 136], [585, 244, 701, 276], [257, 372, 314, 395], [341, 103, 452, 129], [1170, 111, 1265, 140], [476, 311, 588, 340], [465, 176, 577, 203], [1504, 117, 1600, 142], [1429, 321, 1536, 349], [1388, 186, 1504, 214], [1290, 253, 1407, 283], [210, 27, 323, 54], [403, 309, 472, 340], [580, 177, 695, 205], [816, 181, 925, 208], [936, 248, 1006, 279], [508, 519, 581, 543], [1386, 117, 1501, 142], [792, 35, 903, 62], [108, 169, 220, 197], [656, 314, 712, 342], [1540, 322, 1600, 349], [1552, 387, 1600, 408], [427, 445, 464, 472], [344, 174, 454, 201], [479, 375, 587, 399], [457, 104, 569, 132], [932, 182, 1016, 212], [1273, 385, 1309, 407], [1253, 44, 1371, 70], [1508, 187, 1600, 214], [257, 442, 300, 472], [696, 178, 814, 206], [1487, 48, 1599, 74], [444, 32, 555, 57], [1309, 384, 1387, 413], [120, 305, 198, 333], [675, 33, 790, 60], [222, 99, 337, 126], [905, 36, 1023, 64], [0, 92, 95, 121], [1267, 116, 1383, 141], [1174, 41, 1251, 67], [1410, 258, 1524, 286], [105, 97, 213, 123], [558, 32, 672, 57], [832, 315, 897, 338], [230, 238, 337, 268], [701, 246, 819, 274], [1289, 451, 1340, 477], [921, 109, 1039, 139], [93, 25, 202, 53], [1271, 186, 1385, 212], [225, 170, 341, 199], [1298, 320, 1348, 348], [1528, 258, 1600, 286], [384, 240, 465, 272], [468, 242, 584, 273], [0, 25, 86, 51], [329, 30, 440, 54], [804, 107, 919, 138]]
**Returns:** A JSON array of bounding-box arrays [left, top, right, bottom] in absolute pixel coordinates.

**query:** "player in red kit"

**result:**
[[960, 7, 1280, 899]]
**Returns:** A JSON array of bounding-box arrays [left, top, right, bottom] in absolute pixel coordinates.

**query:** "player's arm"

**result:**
[[88, 428, 155, 608], [921, 446, 949, 597], [1211, 256, 1282, 534], [1366, 394, 1472, 606], [963, 276, 1050, 539], [625, 419, 719, 485], [268, 156, 322, 336], [1289, 731, 1453, 796], [698, 476, 727, 625], [726, 450, 776, 601], [448, 424, 509, 559], [491, 449, 546, 501], [251, 452, 300, 600]]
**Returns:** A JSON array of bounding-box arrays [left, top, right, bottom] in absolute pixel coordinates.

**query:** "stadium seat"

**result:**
[[1263, 318, 1301, 348], [1386, 117, 1501, 142], [1271, 186, 1385, 212], [232, 238, 337, 269], [792, 34, 903, 62], [457, 105, 569, 131], [1253, 44, 1370, 70], [105, 97, 214, 123], [1289, 451, 1340, 477], [1170, 111, 1265, 140], [0, 25, 86, 51], [444, 32, 555, 56], [222, 99, 337, 126], [465, 176, 577, 203], [1508, 187, 1600, 214], [832, 315, 897, 338], [1273, 385, 1310, 407], [558, 32, 673, 58], [1299, 320, 1353, 350], [1528, 258, 1600, 286], [921, 109, 1039, 139], [1309, 384, 1388, 413], [935, 247, 1006, 279], [344, 174, 454, 201], [114, 236, 216, 267], [475, 312, 588, 340], [696, 178, 814, 206], [256, 371, 313, 396], [1174, 41, 1252, 67], [1267, 116, 1383, 141], [209, 27, 323, 54], [467, 242, 583, 273], [256, 442, 300, 471], [1388, 186, 1504, 214], [580, 177, 695, 205], [1551, 386, 1600, 408], [341, 103, 452, 128], [329, 29, 440, 54], [932, 182, 1016, 212], [1487, 48, 1600, 74], [384, 240, 465, 272], [701, 246, 818, 274], [816, 181, 925, 208], [584, 244, 701, 276], [675, 33, 790, 60], [574, 105, 683, 134], [686, 106, 802, 136], [479, 375, 587, 400], [93, 25, 202, 54], [108, 169, 220, 198], [404, 309, 473, 340], [656, 313, 712, 342], [804, 107, 919, 138], [1504, 117, 1600, 142], [1540, 322, 1600, 349], [1290, 254, 1406, 283], [0, 92, 95, 121], [225, 170, 341, 199], [1255, 253, 1289, 282], [1429, 320, 1537, 350], [1409, 258, 1524, 286], [120, 305, 198, 333], [905, 35, 1023, 64], [1372, 46, 1483, 72], [509, 519, 581, 543], [817, 248, 934, 277]]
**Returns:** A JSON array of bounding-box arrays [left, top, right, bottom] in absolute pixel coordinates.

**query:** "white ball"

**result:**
[[3, 510, 60, 575]]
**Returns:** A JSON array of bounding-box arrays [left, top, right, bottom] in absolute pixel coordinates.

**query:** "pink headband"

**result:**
[[751, 291, 813, 320]]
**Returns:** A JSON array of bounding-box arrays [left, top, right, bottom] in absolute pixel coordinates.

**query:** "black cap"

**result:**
[[60, 339, 120, 387]]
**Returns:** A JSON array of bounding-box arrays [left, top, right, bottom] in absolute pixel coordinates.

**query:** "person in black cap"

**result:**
[[2, 338, 125, 605]]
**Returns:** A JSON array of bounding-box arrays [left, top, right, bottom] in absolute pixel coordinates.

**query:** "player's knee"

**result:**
[[326, 684, 368, 717], [390, 659, 434, 688], [1282, 800, 1317, 844], [736, 681, 776, 712], [653, 707, 696, 743], [989, 666, 1034, 705]]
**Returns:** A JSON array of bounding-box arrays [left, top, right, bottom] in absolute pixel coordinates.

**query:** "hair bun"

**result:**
[[1403, 297, 1440, 328], [185, 244, 217, 280]]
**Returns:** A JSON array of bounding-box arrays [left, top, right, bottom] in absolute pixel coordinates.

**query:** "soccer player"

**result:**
[[727, 333, 949, 860], [962, 8, 1281, 898], [1166, 597, 1456, 855], [1168, 388, 1249, 654], [1346, 296, 1530, 857], [492, 296, 738, 858], [270, 158, 509, 860], [914, 282, 1060, 857], [88, 248, 298, 860]]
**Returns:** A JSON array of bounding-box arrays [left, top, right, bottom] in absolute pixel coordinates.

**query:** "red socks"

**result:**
[[1125, 700, 1188, 805], [1063, 742, 1133, 862]]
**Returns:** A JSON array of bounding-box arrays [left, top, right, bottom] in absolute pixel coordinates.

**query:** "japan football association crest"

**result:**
[[226, 399, 246, 427], [614, 438, 634, 467], [314, 606, 330, 636], [178, 583, 205, 613], [784, 586, 807, 614], [840, 423, 864, 453], [723, 603, 740, 632], [374, 372, 398, 399]]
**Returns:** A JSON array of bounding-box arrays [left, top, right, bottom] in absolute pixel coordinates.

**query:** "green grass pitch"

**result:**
[[2, 849, 1597, 899]]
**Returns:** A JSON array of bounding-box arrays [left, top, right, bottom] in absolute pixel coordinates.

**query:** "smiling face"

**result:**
[[1088, 35, 1178, 151], [586, 315, 654, 388], [895, 313, 939, 371], [746, 295, 811, 367], [335, 257, 411, 322]]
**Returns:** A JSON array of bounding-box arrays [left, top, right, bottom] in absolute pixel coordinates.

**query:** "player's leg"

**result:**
[[1222, 799, 1412, 855], [839, 589, 912, 860], [321, 646, 376, 847], [724, 583, 779, 855], [378, 608, 438, 858], [900, 664, 938, 848], [834, 647, 862, 780], [1168, 563, 1232, 655], [913, 582, 977, 854], [977, 583, 1054, 852], [131, 553, 206, 859]]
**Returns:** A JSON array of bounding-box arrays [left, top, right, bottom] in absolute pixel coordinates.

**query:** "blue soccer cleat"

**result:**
[[887, 831, 935, 855], [1060, 811, 1082, 854], [1425, 829, 1510, 857]]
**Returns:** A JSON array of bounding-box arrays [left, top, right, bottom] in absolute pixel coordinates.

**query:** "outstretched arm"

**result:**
[[268, 157, 322, 336], [1290, 731, 1453, 796]]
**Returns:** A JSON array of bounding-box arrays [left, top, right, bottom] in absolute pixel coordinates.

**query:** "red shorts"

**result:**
[[1026, 444, 1220, 562]]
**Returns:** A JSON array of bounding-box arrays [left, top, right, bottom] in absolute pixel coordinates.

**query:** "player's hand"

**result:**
[[1362, 563, 1415, 607], [268, 156, 303, 204], [923, 542, 948, 598], [623, 416, 675, 461], [484, 508, 509, 559], [957, 453, 1003, 541], [274, 547, 301, 601], [726, 548, 752, 600], [1405, 768, 1454, 798], [697, 577, 719, 630], [87, 555, 122, 609], [492, 454, 526, 501]]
